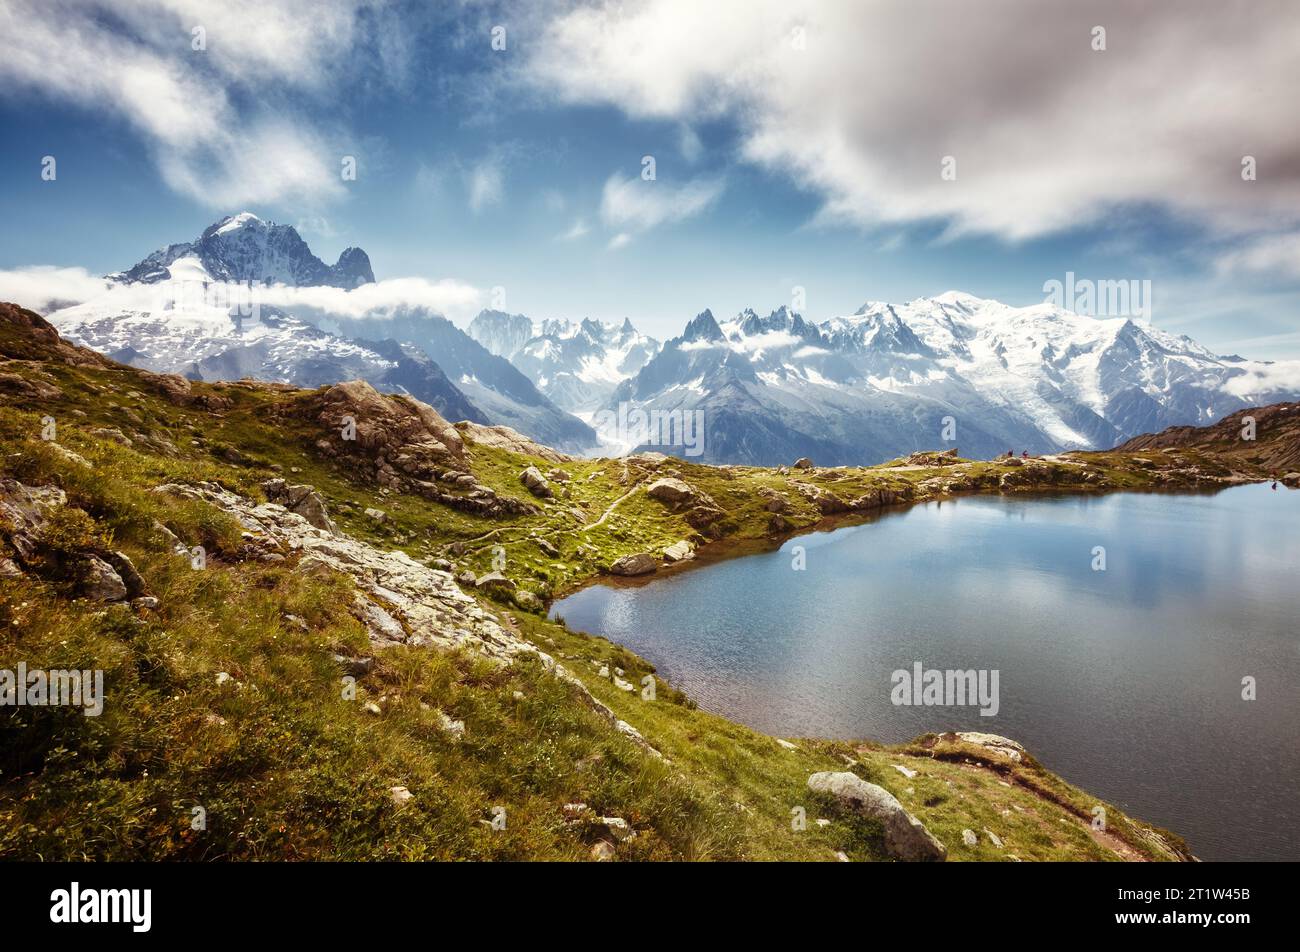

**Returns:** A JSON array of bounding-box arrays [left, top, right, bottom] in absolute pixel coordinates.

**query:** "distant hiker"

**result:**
[[1021, 450, 1029, 459]]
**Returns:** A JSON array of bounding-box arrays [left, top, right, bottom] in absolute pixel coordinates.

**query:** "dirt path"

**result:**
[[583, 481, 643, 532]]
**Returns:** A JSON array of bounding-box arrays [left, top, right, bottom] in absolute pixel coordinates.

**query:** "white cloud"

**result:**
[[523, 0, 1300, 242], [0, 0, 397, 208], [259, 277, 484, 323], [1222, 360, 1300, 398], [600, 173, 725, 236], [607, 232, 632, 250], [0, 264, 483, 325], [1217, 232, 1300, 280], [0, 266, 112, 313]]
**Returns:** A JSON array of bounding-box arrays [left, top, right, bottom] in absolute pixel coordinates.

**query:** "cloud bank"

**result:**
[[523, 0, 1300, 242]]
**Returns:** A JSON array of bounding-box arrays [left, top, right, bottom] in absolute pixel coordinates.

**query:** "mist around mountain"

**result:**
[[43, 214, 598, 452]]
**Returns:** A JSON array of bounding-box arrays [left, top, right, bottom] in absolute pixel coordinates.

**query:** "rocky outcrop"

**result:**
[[807, 771, 947, 862], [950, 731, 1026, 763], [458, 421, 573, 464], [796, 483, 851, 514], [261, 479, 336, 533], [519, 466, 553, 498], [0, 479, 67, 564], [609, 553, 657, 576], [294, 380, 465, 483], [646, 477, 697, 507], [288, 381, 536, 519], [662, 540, 694, 563], [904, 448, 961, 466], [76, 554, 128, 602]]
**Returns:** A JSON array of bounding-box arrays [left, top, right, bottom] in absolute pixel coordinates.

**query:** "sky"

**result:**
[[1, 0, 1300, 357]]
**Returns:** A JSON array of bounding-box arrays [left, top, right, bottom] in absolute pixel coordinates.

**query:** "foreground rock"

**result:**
[[646, 477, 697, 507], [519, 466, 553, 498], [807, 771, 947, 862], [609, 553, 657, 576]]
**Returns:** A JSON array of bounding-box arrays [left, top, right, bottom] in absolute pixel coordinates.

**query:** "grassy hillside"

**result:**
[[3, 301, 1269, 861]]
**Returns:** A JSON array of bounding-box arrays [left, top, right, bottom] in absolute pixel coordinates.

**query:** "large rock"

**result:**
[[519, 466, 553, 498], [807, 772, 947, 862], [77, 554, 128, 602], [793, 457, 813, 470], [0, 479, 67, 563], [609, 553, 657, 576], [646, 477, 696, 507], [292, 380, 465, 490], [951, 731, 1026, 763]]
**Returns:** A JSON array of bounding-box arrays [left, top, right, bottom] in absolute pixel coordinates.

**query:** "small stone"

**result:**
[[983, 828, 1004, 848], [776, 738, 798, 750], [962, 829, 978, 847], [834, 851, 850, 862], [590, 841, 617, 862], [600, 817, 635, 841], [364, 507, 387, 522], [390, 785, 413, 806], [562, 802, 590, 820], [437, 710, 466, 740], [892, 764, 918, 779]]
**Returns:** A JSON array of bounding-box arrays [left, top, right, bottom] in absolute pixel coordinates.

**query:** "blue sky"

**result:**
[[2, 0, 1299, 358]]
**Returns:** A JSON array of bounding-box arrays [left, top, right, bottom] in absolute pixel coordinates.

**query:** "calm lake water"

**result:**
[[552, 483, 1300, 861]]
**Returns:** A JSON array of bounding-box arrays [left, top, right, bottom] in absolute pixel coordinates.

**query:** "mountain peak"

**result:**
[[682, 309, 723, 343], [211, 212, 264, 236], [115, 214, 374, 289]]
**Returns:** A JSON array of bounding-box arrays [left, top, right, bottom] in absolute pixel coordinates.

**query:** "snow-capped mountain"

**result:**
[[44, 214, 596, 451], [468, 310, 660, 414], [115, 212, 375, 289], [607, 292, 1300, 465]]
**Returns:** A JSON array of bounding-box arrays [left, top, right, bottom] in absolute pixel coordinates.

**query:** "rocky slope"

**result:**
[[6, 299, 1273, 861]]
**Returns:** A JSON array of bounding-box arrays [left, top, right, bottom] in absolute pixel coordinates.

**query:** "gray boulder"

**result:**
[[78, 554, 128, 602], [609, 553, 657, 576], [519, 466, 553, 498], [646, 477, 696, 507], [807, 771, 947, 862]]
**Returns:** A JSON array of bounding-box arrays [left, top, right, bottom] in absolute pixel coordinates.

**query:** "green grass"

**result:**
[[0, 333, 1219, 860]]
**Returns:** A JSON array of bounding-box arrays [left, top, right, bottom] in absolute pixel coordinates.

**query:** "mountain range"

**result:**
[[32, 212, 1300, 466], [468, 310, 659, 418], [601, 294, 1299, 465]]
